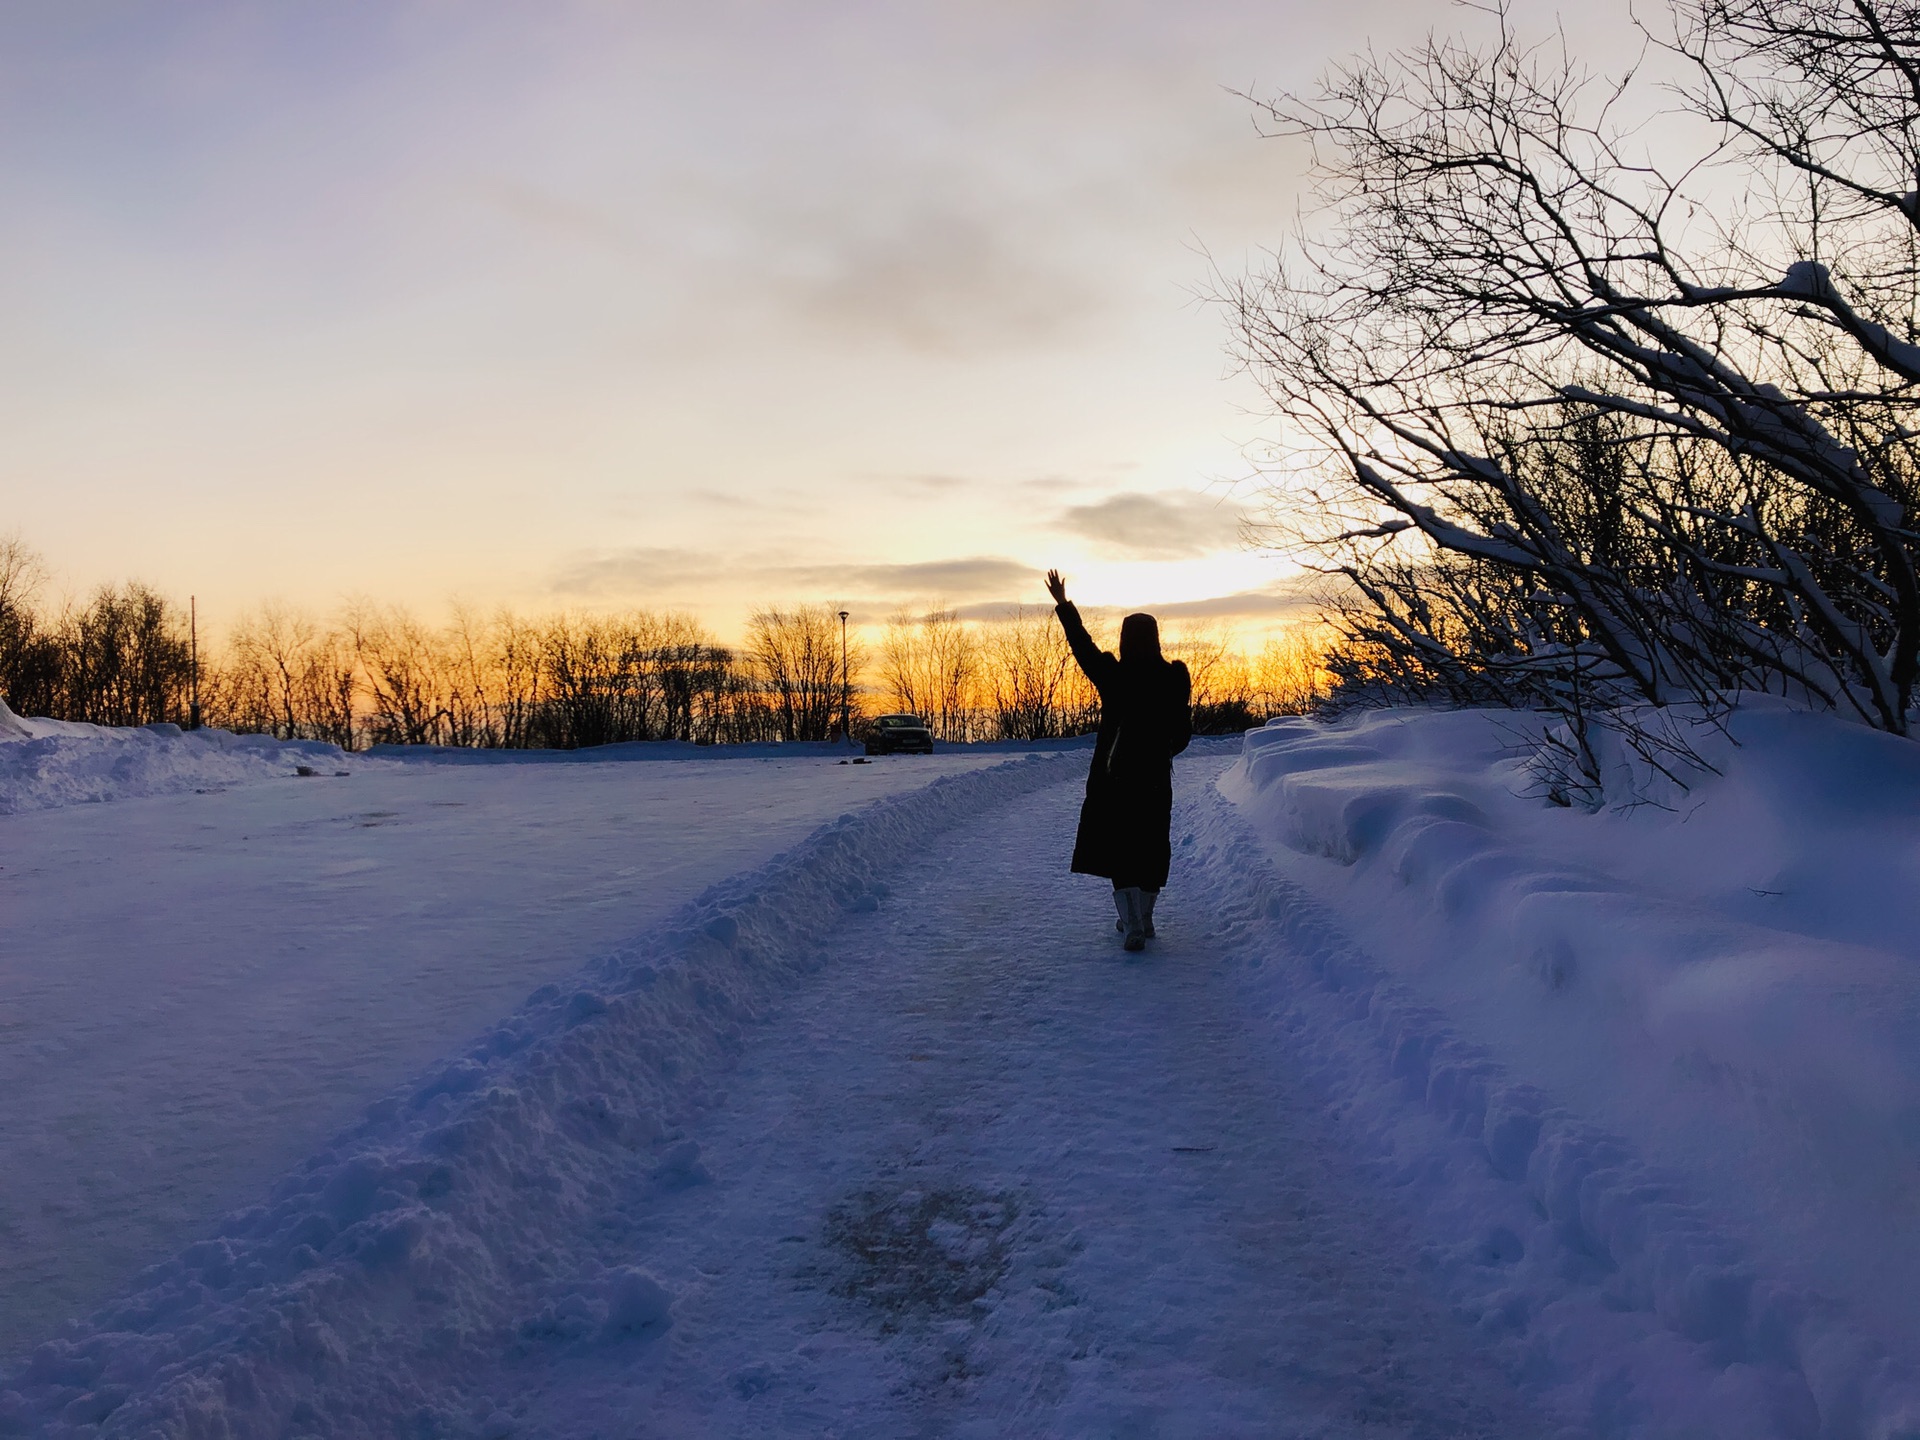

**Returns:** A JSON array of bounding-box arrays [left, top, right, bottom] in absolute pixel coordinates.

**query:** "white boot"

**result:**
[[1118, 887, 1147, 952], [1113, 889, 1131, 936], [1140, 889, 1158, 940]]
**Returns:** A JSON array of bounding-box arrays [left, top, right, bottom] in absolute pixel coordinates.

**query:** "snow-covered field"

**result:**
[[3, 705, 1916, 1438], [0, 718, 1015, 1356]]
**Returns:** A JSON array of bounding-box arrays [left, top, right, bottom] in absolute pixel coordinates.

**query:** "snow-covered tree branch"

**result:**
[[1232, 0, 1920, 740]]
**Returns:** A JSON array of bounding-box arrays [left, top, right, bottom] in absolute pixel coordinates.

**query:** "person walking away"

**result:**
[[1045, 569, 1192, 952]]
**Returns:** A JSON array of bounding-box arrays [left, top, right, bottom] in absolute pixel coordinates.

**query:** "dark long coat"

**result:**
[[1055, 602, 1192, 890]]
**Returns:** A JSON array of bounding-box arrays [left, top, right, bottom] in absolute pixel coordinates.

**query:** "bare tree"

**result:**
[[1254, 627, 1332, 716], [216, 605, 362, 747], [442, 604, 497, 748], [6, 552, 1322, 752], [1228, 0, 1920, 745], [346, 601, 450, 747], [880, 609, 934, 720], [747, 605, 853, 742], [487, 609, 544, 748], [0, 535, 44, 624], [651, 611, 729, 742], [225, 604, 321, 740], [880, 605, 982, 741], [1164, 621, 1261, 732], [537, 613, 618, 749], [983, 605, 1092, 740], [0, 535, 56, 716], [52, 583, 194, 727], [303, 629, 359, 749]]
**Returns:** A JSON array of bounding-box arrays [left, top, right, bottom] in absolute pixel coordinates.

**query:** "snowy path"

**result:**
[[1, 747, 1569, 1438], [427, 758, 1544, 1437]]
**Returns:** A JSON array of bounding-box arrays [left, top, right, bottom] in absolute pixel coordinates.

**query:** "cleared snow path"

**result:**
[[1, 750, 1551, 1439], [468, 754, 1546, 1438]]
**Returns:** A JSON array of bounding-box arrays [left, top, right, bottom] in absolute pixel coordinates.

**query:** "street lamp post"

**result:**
[[838, 610, 851, 745], [189, 595, 201, 731]]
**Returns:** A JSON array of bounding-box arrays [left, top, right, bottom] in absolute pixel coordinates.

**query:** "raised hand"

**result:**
[[1045, 569, 1068, 604]]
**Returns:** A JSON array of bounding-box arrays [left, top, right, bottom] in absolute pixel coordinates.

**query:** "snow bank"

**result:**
[[1211, 702, 1920, 1440], [0, 696, 32, 742], [0, 709, 359, 815], [0, 750, 1080, 1439]]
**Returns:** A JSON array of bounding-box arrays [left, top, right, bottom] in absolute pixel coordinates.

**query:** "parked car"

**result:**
[[864, 713, 935, 755]]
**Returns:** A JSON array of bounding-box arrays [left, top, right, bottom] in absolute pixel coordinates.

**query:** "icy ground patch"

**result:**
[[1223, 703, 1920, 1437], [0, 719, 1013, 1353]]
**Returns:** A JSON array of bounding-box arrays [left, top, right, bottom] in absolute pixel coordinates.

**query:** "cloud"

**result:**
[[850, 471, 975, 493], [1149, 588, 1315, 621], [768, 199, 1107, 355], [947, 598, 1063, 621], [776, 556, 1034, 598], [490, 182, 658, 263], [949, 586, 1313, 625], [549, 547, 716, 596], [1056, 490, 1245, 559], [550, 549, 1035, 606]]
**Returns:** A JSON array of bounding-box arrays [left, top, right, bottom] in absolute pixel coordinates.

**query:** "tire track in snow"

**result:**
[[483, 755, 1546, 1438]]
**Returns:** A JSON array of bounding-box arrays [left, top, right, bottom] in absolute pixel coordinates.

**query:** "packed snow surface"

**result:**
[[4, 704, 1918, 1438]]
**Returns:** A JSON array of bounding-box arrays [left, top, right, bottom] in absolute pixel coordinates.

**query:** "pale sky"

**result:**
[[0, 0, 1641, 643]]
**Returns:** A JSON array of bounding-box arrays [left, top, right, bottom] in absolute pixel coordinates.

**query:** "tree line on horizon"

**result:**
[[0, 539, 1327, 749]]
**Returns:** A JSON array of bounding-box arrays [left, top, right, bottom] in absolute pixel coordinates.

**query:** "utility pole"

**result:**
[[189, 596, 201, 731], [838, 609, 851, 745]]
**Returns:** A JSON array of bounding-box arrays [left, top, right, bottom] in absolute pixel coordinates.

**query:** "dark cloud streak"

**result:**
[[773, 201, 1107, 355]]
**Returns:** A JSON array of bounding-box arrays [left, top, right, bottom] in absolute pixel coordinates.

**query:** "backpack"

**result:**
[[1166, 659, 1193, 757], [1106, 659, 1192, 775]]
